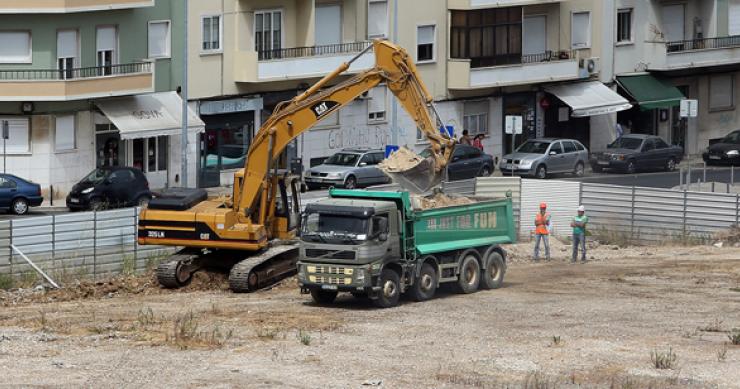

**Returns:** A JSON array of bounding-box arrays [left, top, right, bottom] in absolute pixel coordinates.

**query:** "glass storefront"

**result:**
[[503, 93, 536, 154], [200, 112, 255, 187]]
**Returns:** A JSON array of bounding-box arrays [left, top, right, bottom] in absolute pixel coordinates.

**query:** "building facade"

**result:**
[[187, 0, 642, 188], [0, 0, 199, 200]]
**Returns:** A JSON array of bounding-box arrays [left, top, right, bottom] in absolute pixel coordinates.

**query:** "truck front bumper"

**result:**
[[297, 261, 378, 293]]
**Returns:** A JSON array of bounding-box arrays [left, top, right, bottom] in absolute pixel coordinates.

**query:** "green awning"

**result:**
[[616, 74, 685, 111]]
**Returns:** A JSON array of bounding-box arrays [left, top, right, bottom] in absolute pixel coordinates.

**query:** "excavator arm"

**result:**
[[239, 39, 455, 220]]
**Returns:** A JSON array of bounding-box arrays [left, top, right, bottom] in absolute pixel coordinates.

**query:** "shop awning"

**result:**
[[95, 92, 205, 140], [616, 74, 685, 110], [545, 81, 632, 117]]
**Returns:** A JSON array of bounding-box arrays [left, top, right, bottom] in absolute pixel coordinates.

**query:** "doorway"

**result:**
[[131, 136, 168, 189]]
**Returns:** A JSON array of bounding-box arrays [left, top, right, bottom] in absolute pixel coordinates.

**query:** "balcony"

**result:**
[[0, 62, 154, 101], [235, 42, 374, 83], [448, 0, 564, 10], [448, 51, 580, 90], [0, 0, 153, 13]]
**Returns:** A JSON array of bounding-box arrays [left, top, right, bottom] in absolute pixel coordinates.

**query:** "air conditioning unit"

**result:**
[[578, 57, 600, 78], [355, 91, 370, 100]]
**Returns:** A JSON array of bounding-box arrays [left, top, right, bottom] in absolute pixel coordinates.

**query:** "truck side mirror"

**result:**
[[379, 233, 388, 242]]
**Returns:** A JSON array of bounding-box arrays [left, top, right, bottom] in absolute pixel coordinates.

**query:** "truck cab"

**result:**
[[298, 198, 402, 302], [298, 189, 515, 308]]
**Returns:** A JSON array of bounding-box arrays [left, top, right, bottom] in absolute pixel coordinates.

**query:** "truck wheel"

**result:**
[[310, 289, 338, 305], [409, 263, 437, 302], [373, 269, 400, 308], [481, 252, 505, 290], [456, 255, 480, 294]]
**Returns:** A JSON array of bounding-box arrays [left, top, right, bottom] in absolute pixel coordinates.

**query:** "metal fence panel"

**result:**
[[520, 179, 581, 239], [475, 177, 521, 232], [442, 179, 476, 196]]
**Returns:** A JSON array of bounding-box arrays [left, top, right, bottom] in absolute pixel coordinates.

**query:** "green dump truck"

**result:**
[[297, 188, 516, 308]]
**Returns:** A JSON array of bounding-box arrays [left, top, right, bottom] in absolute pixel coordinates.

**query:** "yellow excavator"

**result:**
[[138, 39, 456, 292]]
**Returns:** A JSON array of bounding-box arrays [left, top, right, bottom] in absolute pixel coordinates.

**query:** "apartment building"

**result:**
[[0, 0, 199, 198], [189, 0, 637, 187], [612, 0, 740, 156]]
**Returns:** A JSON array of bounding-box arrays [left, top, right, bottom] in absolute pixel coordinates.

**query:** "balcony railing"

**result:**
[[666, 35, 740, 53], [258, 41, 372, 61], [469, 50, 574, 68], [0, 62, 151, 80]]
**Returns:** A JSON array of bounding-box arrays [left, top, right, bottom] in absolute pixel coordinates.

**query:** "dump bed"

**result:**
[[328, 188, 516, 255]]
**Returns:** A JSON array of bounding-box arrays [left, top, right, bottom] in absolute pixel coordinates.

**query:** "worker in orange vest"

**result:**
[[533, 202, 551, 261]]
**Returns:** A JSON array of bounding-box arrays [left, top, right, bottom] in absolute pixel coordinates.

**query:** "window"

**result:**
[[368, 0, 388, 38], [57, 30, 79, 79], [255, 10, 282, 60], [148, 20, 171, 58], [417, 25, 435, 62], [201, 15, 222, 52], [1, 118, 30, 153], [563, 141, 577, 153], [463, 100, 489, 135], [710, 74, 734, 110], [549, 142, 563, 155], [571, 11, 591, 49], [96, 26, 117, 75], [0, 31, 31, 63], [110, 169, 136, 183], [655, 138, 669, 149], [617, 9, 632, 43], [0, 177, 16, 189], [368, 86, 387, 123], [55, 114, 75, 151], [575, 141, 585, 151], [450, 7, 523, 68], [642, 139, 655, 152]]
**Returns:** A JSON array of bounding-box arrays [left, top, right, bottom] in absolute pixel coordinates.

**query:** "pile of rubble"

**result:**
[[377, 147, 423, 172], [414, 192, 475, 210]]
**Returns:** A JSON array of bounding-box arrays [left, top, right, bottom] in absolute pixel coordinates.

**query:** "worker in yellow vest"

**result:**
[[533, 202, 551, 261]]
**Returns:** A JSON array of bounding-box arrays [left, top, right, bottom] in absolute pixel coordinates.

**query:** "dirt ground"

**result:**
[[0, 241, 739, 388]]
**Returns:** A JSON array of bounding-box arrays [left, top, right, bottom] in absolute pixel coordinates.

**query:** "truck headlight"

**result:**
[[727, 150, 739, 156], [355, 268, 365, 284], [325, 173, 342, 179]]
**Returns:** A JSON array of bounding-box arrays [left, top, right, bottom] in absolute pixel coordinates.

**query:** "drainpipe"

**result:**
[[181, 0, 189, 187]]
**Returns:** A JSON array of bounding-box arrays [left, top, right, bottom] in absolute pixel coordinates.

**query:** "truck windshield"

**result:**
[[302, 212, 369, 243]]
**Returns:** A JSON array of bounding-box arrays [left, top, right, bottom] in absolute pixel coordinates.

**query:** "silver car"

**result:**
[[304, 148, 390, 189], [499, 138, 589, 179]]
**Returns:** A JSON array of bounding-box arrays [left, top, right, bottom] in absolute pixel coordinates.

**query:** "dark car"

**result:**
[[590, 134, 683, 174], [423, 144, 494, 180], [0, 174, 43, 215], [67, 167, 151, 211], [703, 130, 740, 165]]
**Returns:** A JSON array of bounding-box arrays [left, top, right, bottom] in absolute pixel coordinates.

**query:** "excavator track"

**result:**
[[156, 251, 203, 289], [229, 243, 300, 293]]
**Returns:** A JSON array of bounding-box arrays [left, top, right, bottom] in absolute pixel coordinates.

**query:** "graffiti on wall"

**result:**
[[328, 126, 391, 150]]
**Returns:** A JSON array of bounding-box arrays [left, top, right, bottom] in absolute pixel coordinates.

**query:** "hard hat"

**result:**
[[578, 205, 586, 212], [539, 202, 547, 209]]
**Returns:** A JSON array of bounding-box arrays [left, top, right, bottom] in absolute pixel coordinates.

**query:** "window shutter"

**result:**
[[368, 0, 388, 38], [710, 75, 733, 109], [730, 0, 740, 35], [55, 114, 76, 151], [148, 21, 170, 57], [96, 26, 116, 51], [418, 25, 434, 45], [571, 12, 590, 48], [368, 86, 387, 114], [0, 32, 31, 62], [57, 30, 78, 58], [5, 118, 29, 153]]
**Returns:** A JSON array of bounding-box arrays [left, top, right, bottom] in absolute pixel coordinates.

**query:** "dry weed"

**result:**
[[650, 346, 678, 369]]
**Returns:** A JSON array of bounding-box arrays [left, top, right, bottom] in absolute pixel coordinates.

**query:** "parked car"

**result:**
[[703, 129, 740, 165], [419, 144, 495, 181], [304, 149, 390, 190], [0, 174, 43, 215], [499, 138, 589, 179], [67, 167, 151, 211], [590, 134, 683, 174]]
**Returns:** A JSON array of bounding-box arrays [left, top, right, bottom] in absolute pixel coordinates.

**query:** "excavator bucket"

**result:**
[[383, 156, 443, 194]]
